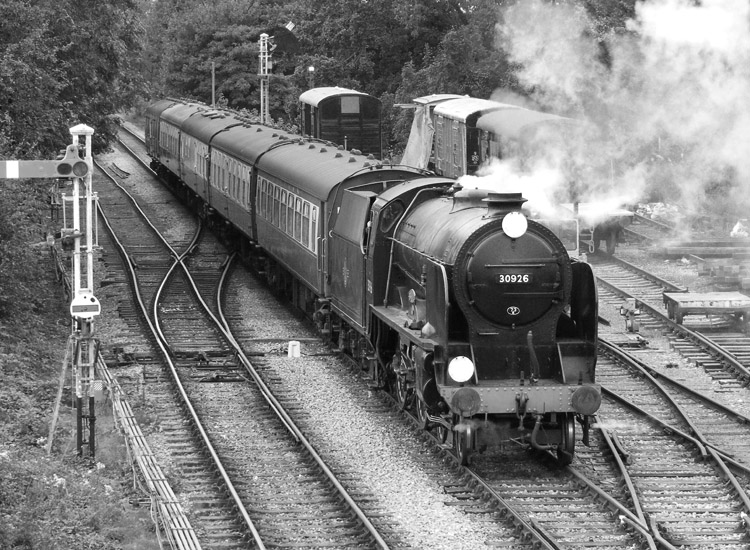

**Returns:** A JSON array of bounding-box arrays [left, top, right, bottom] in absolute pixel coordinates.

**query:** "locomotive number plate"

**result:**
[[496, 273, 532, 284]]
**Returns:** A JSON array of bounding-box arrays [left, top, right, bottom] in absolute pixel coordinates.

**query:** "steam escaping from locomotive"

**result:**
[[497, 0, 750, 223]]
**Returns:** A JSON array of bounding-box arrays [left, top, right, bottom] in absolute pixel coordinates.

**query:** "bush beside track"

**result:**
[[0, 178, 159, 549]]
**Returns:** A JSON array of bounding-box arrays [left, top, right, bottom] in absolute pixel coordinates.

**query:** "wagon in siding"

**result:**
[[475, 107, 582, 170], [431, 97, 522, 178], [663, 291, 750, 326], [299, 87, 382, 158], [400, 94, 464, 170]]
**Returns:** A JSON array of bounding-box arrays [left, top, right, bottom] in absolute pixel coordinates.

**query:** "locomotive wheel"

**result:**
[[395, 375, 411, 410], [557, 414, 575, 466], [435, 422, 449, 444], [454, 423, 473, 466], [415, 397, 429, 429]]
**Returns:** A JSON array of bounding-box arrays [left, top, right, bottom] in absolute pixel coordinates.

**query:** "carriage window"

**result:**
[[265, 180, 271, 218], [280, 190, 287, 230], [294, 198, 302, 241], [311, 206, 318, 253], [302, 202, 310, 246], [223, 159, 229, 191], [273, 186, 280, 226], [287, 194, 295, 234], [244, 170, 252, 208], [341, 96, 360, 114], [258, 179, 265, 216]]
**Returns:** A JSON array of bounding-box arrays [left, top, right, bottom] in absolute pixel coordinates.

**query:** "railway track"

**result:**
[[222, 259, 663, 549], [112, 121, 750, 547], [622, 213, 676, 244], [114, 124, 664, 548], [94, 156, 253, 548], [587, 251, 750, 545], [594, 340, 750, 548], [95, 145, 391, 548], [592, 255, 750, 387], [105, 128, 574, 548]]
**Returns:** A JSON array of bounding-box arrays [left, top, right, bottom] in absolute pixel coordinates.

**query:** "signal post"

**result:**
[[0, 124, 102, 459]]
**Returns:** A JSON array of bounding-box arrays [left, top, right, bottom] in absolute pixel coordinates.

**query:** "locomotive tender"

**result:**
[[145, 93, 601, 465]]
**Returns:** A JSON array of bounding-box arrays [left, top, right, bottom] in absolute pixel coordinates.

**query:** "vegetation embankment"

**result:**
[[0, 178, 159, 549]]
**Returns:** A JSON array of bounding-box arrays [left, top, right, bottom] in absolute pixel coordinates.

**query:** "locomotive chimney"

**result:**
[[482, 192, 528, 217]]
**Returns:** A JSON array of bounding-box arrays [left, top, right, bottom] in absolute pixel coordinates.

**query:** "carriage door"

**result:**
[[328, 190, 376, 330]]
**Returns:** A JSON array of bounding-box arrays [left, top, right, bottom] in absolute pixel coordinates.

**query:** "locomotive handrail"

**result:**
[[382, 186, 449, 307]]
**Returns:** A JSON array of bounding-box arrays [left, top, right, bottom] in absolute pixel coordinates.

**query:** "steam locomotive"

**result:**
[[145, 92, 601, 465]]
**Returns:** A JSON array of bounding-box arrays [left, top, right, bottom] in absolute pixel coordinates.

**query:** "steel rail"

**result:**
[[596, 274, 750, 382], [599, 338, 750, 516], [215, 253, 392, 549], [105, 143, 392, 549], [95, 160, 266, 549]]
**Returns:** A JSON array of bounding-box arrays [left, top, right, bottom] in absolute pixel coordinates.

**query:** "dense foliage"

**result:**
[[0, 0, 143, 158]]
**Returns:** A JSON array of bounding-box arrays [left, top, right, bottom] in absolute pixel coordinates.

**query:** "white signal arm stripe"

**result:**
[[0, 161, 20, 179]]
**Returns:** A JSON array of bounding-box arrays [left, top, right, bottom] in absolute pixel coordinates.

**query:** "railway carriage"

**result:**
[[431, 97, 522, 178], [401, 93, 464, 170], [299, 86, 382, 158], [179, 108, 247, 206], [209, 124, 286, 240], [145, 94, 601, 466], [145, 99, 176, 164], [154, 102, 203, 184], [252, 140, 427, 317]]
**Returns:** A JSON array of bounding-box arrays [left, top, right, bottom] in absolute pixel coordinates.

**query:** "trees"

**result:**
[[0, 0, 143, 158]]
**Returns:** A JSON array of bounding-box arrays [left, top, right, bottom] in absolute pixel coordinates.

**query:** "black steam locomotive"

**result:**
[[145, 92, 601, 465]]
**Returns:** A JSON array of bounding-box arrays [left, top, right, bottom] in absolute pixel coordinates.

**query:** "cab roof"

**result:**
[[477, 108, 579, 140], [299, 87, 372, 107], [433, 97, 521, 123]]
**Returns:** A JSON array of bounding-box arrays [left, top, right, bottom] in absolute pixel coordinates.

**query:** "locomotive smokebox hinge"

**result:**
[[515, 392, 529, 420]]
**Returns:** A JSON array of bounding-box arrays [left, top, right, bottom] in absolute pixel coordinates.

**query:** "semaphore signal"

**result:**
[[1, 124, 102, 461], [0, 144, 90, 179]]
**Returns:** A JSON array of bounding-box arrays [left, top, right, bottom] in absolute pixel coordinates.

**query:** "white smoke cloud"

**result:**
[[493, 0, 750, 222], [458, 157, 564, 217]]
